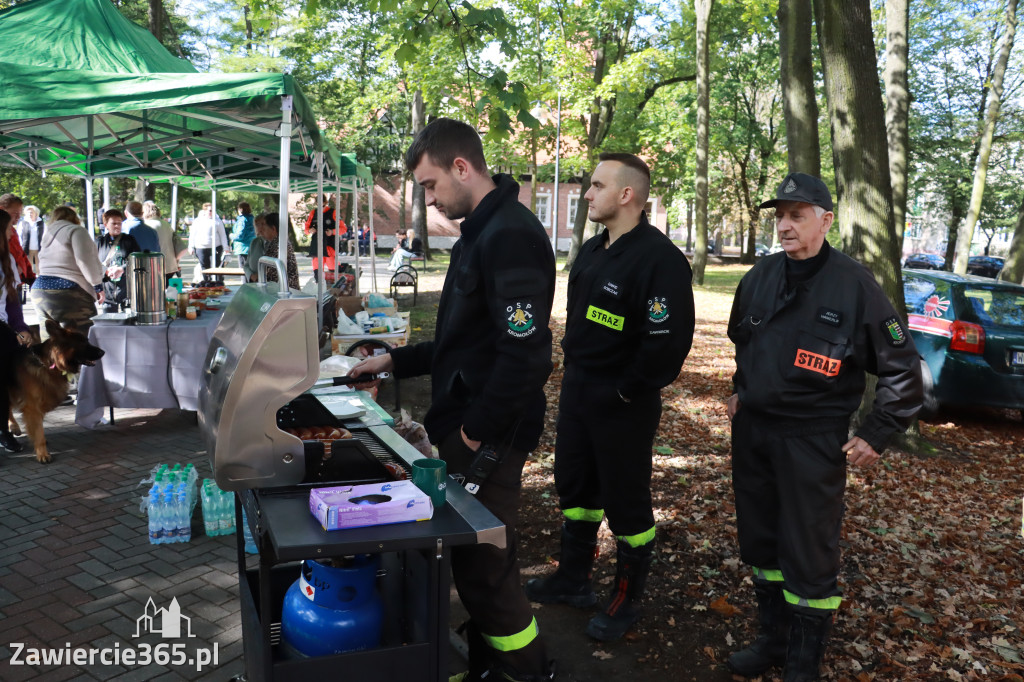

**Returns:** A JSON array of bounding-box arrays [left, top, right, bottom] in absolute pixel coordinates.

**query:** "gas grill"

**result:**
[[197, 261, 504, 681]]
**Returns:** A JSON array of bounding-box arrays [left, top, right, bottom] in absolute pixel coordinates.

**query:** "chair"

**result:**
[[390, 266, 418, 305], [402, 252, 427, 272]]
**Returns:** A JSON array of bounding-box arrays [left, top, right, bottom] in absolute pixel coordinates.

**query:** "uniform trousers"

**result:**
[[554, 368, 662, 539], [730, 408, 847, 603], [438, 428, 547, 674]]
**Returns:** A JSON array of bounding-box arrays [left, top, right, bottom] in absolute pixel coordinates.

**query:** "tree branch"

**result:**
[[636, 74, 695, 116]]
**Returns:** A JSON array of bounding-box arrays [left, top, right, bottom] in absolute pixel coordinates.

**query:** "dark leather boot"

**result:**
[[585, 540, 654, 642], [726, 579, 789, 676], [783, 608, 833, 682], [525, 522, 599, 608]]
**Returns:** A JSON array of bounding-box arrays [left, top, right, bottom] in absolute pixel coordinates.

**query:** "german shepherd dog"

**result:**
[[6, 319, 105, 463]]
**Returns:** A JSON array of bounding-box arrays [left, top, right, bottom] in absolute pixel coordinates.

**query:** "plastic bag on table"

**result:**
[[337, 314, 362, 334], [392, 409, 433, 459], [318, 355, 361, 378]]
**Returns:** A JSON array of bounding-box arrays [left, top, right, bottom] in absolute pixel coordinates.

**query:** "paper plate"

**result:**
[[315, 395, 366, 420]]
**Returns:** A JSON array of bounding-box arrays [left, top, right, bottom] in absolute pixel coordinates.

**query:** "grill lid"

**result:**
[[198, 281, 318, 491]]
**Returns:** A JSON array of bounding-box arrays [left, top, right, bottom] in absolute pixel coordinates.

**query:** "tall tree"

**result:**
[[409, 89, 427, 257], [953, 0, 1018, 274], [778, 0, 820, 175], [692, 0, 714, 285], [884, 0, 910, 243], [815, 0, 904, 308], [1000, 194, 1024, 282]]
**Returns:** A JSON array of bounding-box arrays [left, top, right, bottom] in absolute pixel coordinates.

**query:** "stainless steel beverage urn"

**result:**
[[128, 252, 166, 325]]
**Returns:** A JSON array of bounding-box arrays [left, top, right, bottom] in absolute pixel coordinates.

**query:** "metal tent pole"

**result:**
[[85, 176, 95, 235], [552, 91, 561, 254], [316, 151, 324, 318], [170, 183, 178, 242], [335, 182, 342, 286], [277, 97, 293, 296], [368, 176, 377, 293]]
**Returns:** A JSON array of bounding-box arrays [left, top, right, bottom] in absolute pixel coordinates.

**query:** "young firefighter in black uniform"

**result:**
[[526, 153, 695, 642], [349, 118, 556, 682], [726, 173, 922, 681]]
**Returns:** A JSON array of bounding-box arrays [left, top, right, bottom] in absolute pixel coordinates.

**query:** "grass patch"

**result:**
[[696, 264, 750, 297]]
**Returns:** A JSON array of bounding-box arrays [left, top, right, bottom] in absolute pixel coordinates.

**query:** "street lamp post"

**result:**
[[551, 91, 561, 255]]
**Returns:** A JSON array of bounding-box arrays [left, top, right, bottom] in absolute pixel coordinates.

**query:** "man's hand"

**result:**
[[96, 290, 106, 305], [348, 353, 394, 389], [727, 394, 741, 420], [461, 427, 481, 452], [842, 436, 880, 467]]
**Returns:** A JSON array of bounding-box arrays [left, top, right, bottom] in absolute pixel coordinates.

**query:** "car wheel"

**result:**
[[918, 359, 940, 420]]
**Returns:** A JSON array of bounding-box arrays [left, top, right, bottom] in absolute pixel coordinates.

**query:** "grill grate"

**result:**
[[270, 621, 281, 646], [353, 430, 395, 464]]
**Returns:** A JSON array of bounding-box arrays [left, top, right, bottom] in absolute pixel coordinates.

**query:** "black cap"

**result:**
[[758, 172, 833, 212]]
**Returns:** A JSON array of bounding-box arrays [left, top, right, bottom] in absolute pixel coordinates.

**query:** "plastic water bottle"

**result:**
[[241, 508, 257, 553], [219, 489, 235, 535], [148, 485, 163, 544], [162, 486, 177, 542], [177, 489, 191, 542]]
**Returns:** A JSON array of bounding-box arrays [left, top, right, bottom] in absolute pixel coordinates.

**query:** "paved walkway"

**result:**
[[0, 252, 416, 681]]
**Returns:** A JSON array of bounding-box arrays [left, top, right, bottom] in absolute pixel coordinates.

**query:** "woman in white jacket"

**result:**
[[30, 206, 105, 340]]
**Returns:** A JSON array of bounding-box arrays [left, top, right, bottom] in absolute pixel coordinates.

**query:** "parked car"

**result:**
[[754, 243, 771, 257], [903, 253, 946, 270], [966, 255, 1005, 278], [903, 269, 1024, 419]]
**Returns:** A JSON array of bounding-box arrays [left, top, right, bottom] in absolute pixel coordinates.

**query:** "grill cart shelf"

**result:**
[[235, 426, 504, 682]]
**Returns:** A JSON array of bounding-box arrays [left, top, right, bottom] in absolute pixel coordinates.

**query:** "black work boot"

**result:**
[[525, 522, 599, 608], [585, 540, 654, 642], [783, 608, 833, 682], [491, 659, 557, 681], [449, 620, 491, 682], [726, 579, 790, 676], [0, 430, 23, 454]]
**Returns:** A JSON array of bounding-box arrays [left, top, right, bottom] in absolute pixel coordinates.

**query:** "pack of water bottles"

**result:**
[[140, 463, 198, 545], [200, 479, 236, 537]]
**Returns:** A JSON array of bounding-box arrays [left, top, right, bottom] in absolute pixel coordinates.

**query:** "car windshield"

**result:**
[[961, 285, 1024, 329]]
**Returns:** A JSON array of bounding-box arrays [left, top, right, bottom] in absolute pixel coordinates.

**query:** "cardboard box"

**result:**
[[310, 480, 433, 531], [336, 295, 363, 318]]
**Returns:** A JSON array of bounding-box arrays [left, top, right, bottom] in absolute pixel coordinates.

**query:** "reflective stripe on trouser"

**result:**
[[439, 429, 548, 676], [481, 617, 540, 652], [562, 507, 603, 523], [752, 566, 785, 583], [731, 408, 847, 603], [615, 526, 656, 548], [554, 370, 662, 540], [783, 590, 842, 611]]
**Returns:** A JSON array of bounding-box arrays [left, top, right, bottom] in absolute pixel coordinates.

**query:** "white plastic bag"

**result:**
[[318, 355, 361, 378], [337, 314, 363, 334]]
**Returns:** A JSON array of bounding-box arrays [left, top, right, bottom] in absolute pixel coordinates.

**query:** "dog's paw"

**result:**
[[8, 423, 21, 436], [36, 451, 52, 464]]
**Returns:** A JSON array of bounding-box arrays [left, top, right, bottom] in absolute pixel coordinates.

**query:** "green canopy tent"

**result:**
[[0, 0, 380, 298]]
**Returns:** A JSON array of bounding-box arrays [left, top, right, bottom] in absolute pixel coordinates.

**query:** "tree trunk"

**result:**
[[692, 0, 714, 285], [147, 0, 163, 42], [999, 193, 1024, 283], [134, 178, 147, 203], [885, 0, 910, 244], [953, 0, 1017, 274], [565, 173, 592, 270], [410, 89, 428, 257], [816, 0, 904, 310], [398, 173, 407, 232], [779, 0, 820, 175], [244, 4, 253, 54]]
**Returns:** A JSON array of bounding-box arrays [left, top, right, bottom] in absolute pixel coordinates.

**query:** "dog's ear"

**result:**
[[44, 318, 63, 338], [63, 320, 79, 332]]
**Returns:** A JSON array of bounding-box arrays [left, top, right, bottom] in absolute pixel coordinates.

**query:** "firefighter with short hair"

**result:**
[[526, 152, 695, 642]]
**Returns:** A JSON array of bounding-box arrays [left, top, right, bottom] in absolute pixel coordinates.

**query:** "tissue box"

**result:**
[[310, 480, 433, 530]]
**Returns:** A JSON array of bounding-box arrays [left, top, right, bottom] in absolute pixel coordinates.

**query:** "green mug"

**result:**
[[411, 458, 447, 508]]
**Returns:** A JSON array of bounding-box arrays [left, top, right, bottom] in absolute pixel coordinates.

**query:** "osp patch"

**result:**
[[881, 316, 907, 347], [507, 301, 536, 338], [648, 297, 669, 324]]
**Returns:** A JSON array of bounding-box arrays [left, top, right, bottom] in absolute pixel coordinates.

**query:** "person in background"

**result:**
[[348, 118, 556, 682], [18, 205, 45, 271], [230, 202, 256, 269], [726, 172, 923, 681], [30, 206, 105, 340], [306, 195, 341, 282], [254, 213, 299, 291], [388, 228, 422, 271], [1, 208, 34, 453], [357, 222, 374, 256], [188, 203, 228, 278], [142, 201, 179, 284], [1, 194, 34, 285], [95, 209, 141, 312], [243, 214, 267, 283], [121, 200, 160, 254]]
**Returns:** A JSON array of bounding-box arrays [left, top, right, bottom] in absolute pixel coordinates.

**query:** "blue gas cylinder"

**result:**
[[281, 556, 384, 657]]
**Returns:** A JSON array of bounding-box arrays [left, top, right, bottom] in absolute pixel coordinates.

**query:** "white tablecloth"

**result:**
[[76, 311, 224, 428]]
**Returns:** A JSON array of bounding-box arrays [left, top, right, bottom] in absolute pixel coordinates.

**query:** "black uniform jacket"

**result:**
[[561, 215, 695, 398], [389, 174, 556, 451], [728, 246, 923, 453]]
